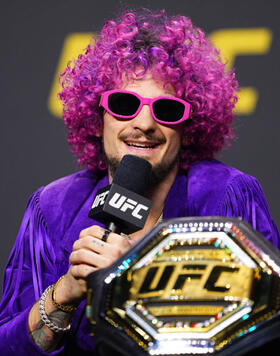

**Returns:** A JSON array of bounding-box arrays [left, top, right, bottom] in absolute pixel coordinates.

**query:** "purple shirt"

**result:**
[[0, 160, 279, 355]]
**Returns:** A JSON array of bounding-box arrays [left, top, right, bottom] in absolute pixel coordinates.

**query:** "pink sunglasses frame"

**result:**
[[99, 89, 191, 125]]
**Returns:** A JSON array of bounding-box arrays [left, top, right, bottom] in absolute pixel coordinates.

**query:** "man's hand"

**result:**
[[28, 225, 132, 352], [55, 225, 133, 305]]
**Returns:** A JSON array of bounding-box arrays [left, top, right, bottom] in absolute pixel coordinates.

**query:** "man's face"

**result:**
[[102, 73, 183, 184]]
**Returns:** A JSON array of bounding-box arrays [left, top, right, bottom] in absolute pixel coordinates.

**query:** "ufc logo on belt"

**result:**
[[131, 261, 252, 300]]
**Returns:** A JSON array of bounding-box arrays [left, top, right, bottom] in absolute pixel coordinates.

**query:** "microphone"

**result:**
[[88, 155, 153, 234]]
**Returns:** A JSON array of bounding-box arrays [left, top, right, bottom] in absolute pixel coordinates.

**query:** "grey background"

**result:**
[[1, 0, 279, 295]]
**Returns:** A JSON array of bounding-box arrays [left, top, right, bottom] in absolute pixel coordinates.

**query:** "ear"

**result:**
[[95, 116, 104, 138]]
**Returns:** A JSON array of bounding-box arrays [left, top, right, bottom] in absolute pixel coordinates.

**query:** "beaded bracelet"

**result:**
[[39, 285, 71, 333], [52, 275, 78, 313]]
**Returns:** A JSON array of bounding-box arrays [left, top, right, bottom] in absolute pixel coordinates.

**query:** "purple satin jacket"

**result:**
[[0, 160, 279, 355]]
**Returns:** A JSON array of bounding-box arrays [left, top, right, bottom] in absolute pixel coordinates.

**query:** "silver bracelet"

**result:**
[[39, 285, 71, 333]]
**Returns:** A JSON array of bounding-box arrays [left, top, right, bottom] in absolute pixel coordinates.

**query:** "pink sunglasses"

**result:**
[[99, 89, 191, 125]]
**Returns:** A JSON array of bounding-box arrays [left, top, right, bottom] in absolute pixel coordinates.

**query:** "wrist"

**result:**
[[52, 275, 79, 312], [39, 285, 72, 333]]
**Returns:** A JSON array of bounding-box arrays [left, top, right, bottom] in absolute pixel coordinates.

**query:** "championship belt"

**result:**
[[86, 217, 280, 355]]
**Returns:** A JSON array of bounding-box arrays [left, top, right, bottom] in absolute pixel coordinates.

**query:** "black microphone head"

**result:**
[[112, 155, 152, 196], [89, 154, 153, 233]]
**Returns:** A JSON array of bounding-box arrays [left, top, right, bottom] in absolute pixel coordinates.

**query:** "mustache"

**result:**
[[119, 132, 166, 144]]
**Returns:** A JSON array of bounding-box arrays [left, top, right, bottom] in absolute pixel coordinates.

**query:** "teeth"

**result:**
[[127, 142, 155, 148]]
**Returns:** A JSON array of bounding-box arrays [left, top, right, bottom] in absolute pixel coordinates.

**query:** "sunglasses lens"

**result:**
[[153, 99, 185, 123], [108, 92, 140, 117]]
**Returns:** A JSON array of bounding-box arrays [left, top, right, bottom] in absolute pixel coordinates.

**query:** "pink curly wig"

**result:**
[[59, 8, 238, 172]]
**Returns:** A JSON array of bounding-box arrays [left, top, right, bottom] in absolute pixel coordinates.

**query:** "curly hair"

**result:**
[[59, 8, 238, 172]]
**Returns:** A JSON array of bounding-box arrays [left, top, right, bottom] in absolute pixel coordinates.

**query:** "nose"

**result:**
[[131, 103, 157, 132]]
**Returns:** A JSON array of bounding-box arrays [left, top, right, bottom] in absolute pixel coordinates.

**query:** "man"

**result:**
[[0, 8, 279, 355]]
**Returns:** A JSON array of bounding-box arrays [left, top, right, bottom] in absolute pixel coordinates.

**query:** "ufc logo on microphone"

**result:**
[[91, 191, 109, 209], [108, 193, 149, 219]]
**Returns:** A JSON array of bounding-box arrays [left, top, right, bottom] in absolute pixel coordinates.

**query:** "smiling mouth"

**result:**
[[125, 141, 160, 149]]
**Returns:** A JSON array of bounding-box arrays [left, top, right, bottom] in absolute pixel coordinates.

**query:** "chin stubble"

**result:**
[[105, 153, 179, 190]]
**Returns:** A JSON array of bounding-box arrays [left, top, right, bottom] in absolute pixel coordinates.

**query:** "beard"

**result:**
[[104, 152, 180, 190]]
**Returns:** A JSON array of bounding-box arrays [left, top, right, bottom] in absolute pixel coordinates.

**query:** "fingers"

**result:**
[[69, 264, 97, 279], [66, 224, 132, 303], [70, 225, 132, 275], [79, 225, 130, 246], [79, 225, 104, 239], [73, 235, 106, 252], [70, 247, 118, 268], [73, 236, 124, 259]]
